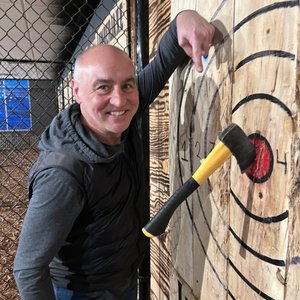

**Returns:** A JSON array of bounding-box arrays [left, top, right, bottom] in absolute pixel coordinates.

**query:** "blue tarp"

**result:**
[[0, 79, 31, 131]]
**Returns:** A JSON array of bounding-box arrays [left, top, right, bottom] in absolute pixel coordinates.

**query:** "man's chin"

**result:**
[[110, 125, 130, 136]]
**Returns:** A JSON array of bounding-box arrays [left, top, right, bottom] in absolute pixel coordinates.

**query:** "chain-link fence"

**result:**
[[0, 0, 134, 298]]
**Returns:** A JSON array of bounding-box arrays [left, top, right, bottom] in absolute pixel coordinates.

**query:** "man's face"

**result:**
[[72, 46, 139, 145]]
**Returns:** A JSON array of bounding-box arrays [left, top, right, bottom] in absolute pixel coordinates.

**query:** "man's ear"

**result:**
[[72, 79, 81, 103]]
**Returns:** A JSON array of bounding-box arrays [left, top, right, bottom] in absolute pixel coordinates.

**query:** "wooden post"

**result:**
[[148, 1, 172, 299]]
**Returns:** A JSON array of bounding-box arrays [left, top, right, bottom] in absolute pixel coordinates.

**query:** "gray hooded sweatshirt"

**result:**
[[14, 17, 187, 300]]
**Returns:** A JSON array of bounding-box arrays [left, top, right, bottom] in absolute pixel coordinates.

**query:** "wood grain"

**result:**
[[148, 1, 172, 299]]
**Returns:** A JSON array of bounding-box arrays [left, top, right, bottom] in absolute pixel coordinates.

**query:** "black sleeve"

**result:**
[[137, 17, 188, 113]]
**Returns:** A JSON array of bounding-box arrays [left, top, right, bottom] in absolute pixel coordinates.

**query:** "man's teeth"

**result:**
[[110, 111, 126, 116]]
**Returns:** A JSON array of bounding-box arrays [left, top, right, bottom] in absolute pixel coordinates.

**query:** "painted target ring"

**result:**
[[246, 133, 274, 183]]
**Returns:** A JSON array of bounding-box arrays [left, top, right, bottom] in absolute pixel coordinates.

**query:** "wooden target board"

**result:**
[[168, 1, 299, 299]]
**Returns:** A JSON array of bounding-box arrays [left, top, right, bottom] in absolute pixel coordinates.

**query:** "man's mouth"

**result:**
[[109, 110, 126, 116]]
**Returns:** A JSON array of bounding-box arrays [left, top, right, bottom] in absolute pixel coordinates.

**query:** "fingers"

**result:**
[[189, 23, 215, 72], [192, 47, 204, 73], [176, 10, 216, 72], [191, 27, 214, 72]]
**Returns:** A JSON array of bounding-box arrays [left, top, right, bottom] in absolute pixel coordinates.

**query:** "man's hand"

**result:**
[[176, 10, 215, 73]]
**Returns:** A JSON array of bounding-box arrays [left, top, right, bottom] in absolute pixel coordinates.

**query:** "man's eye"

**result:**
[[123, 83, 135, 91], [96, 85, 110, 92]]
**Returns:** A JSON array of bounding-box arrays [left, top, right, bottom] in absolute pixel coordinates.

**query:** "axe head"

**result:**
[[218, 123, 256, 173]]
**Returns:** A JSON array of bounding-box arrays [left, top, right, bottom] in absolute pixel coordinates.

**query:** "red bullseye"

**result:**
[[246, 133, 273, 183]]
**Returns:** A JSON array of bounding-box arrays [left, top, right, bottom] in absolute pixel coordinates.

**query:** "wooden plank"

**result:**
[[229, 1, 298, 299], [285, 10, 300, 298], [169, 1, 234, 299], [148, 1, 171, 299]]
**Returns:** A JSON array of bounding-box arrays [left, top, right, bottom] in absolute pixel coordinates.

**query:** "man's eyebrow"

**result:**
[[123, 77, 136, 84], [92, 77, 136, 89], [92, 79, 113, 89]]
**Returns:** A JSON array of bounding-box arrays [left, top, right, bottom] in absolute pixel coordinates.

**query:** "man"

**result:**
[[14, 10, 215, 300]]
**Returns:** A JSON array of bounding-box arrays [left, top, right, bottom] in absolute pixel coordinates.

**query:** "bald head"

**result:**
[[73, 45, 134, 83]]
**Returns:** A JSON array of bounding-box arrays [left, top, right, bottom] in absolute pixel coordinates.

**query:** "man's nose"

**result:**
[[110, 87, 126, 106]]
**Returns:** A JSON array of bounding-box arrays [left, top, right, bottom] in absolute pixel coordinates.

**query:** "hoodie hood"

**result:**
[[38, 103, 125, 164]]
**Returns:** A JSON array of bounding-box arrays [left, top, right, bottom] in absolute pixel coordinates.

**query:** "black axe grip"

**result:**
[[142, 177, 199, 238]]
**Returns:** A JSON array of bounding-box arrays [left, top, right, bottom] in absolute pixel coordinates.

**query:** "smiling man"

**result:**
[[14, 10, 215, 300], [72, 45, 139, 146]]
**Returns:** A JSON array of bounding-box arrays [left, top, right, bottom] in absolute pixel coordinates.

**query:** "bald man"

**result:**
[[14, 10, 214, 300]]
